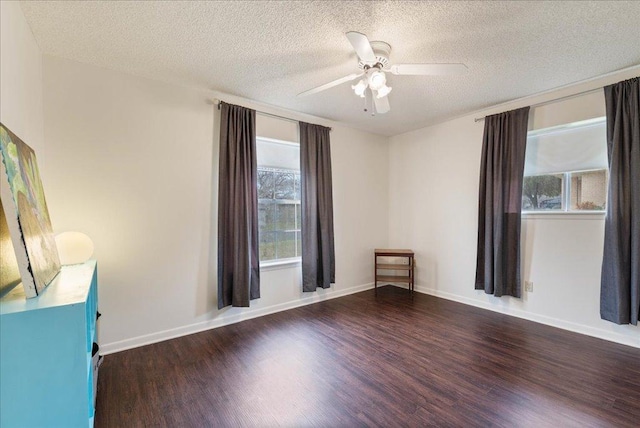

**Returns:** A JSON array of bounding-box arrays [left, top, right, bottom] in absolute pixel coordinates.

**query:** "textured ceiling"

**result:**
[[20, 1, 640, 136]]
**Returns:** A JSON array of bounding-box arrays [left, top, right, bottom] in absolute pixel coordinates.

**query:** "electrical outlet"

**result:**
[[525, 281, 533, 292]]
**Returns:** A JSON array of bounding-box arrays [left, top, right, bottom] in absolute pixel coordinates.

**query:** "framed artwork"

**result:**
[[0, 197, 22, 297], [0, 124, 61, 298]]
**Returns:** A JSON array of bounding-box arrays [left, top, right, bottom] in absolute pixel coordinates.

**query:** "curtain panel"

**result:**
[[601, 77, 640, 325], [299, 122, 335, 292], [217, 102, 260, 309], [475, 106, 530, 297]]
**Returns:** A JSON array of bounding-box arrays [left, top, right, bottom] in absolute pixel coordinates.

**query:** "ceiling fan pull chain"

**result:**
[[364, 87, 371, 113], [370, 88, 376, 116]]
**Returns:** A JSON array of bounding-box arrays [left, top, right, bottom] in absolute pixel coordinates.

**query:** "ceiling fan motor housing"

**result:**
[[358, 41, 391, 70]]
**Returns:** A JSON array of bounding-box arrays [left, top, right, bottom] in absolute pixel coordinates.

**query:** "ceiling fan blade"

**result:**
[[390, 63, 468, 76], [374, 94, 390, 114], [297, 73, 363, 97], [345, 31, 377, 63]]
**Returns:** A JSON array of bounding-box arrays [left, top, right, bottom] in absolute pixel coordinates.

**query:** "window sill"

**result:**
[[260, 258, 301, 271], [522, 211, 605, 220]]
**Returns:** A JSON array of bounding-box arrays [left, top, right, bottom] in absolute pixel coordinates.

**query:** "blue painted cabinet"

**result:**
[[0, 260, 98, 428]]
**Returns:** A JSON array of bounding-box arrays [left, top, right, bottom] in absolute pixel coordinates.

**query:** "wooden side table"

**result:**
[[374, 249, 415, 294]]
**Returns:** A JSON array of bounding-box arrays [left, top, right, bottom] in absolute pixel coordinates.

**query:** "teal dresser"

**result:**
[[0, 260, 98, 427]]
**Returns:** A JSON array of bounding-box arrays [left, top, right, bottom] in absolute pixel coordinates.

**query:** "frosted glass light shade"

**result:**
[[368, 70, 386, 90], [55, 232, 94, 265], [352, 79, 367, 97], [376, 85, 392, 98]]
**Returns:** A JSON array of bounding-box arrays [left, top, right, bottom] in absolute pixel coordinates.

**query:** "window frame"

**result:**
[[522, 168, 608, 215], [256, 137, 302, 268], [522, 117, 608, 215]]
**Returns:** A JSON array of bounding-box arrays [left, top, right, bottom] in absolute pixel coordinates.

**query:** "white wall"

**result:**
[[7, 1, 634, 351], [41, 56, 389, 353], [388, 68, 640, 348], [0, 1, 44, 154], [257, 114, 297, 143], [0, 2, 45, 292]]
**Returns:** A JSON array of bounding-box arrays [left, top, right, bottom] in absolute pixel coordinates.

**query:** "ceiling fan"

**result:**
[[298, 31, 467, 115]]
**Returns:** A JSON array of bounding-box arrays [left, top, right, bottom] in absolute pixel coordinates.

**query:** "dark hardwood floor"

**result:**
[[95, 286, 640, 427]]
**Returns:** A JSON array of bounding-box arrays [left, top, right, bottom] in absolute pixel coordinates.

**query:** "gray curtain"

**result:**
[[475, 107, 530, 297], [217, 102, 260, 309], [299, 122, 335, 292], [600, 77, 640, 325]]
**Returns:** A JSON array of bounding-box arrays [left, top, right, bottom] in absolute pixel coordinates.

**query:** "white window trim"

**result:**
[[522, 211, 605, 220], [528, 116, 605, 137]]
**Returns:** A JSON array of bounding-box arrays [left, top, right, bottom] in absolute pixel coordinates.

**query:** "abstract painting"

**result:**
[[1, 197, 22, 297], [0, 124, 60, 298]]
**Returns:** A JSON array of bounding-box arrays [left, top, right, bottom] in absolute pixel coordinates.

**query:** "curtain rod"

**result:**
[[473, 87, 602, 123], [470, 61, 640, 123], [213, 98, 332, 131]]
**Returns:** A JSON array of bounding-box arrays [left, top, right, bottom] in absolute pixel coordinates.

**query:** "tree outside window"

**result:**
[[522, 175, 562, 210], [522, 170, 606, 212]]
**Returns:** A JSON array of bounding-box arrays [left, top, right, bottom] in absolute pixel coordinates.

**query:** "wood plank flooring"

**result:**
[[95, 286, 640, 427]]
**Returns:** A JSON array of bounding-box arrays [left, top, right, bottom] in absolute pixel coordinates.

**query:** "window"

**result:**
[[522, 117, 608, 212], [256, 137, 301, 263]]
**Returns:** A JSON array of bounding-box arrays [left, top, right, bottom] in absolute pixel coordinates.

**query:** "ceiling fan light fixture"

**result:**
[[376, 84, 392, 98], [352, 79, 367, 97], [298, 30, 469, 116], [368, 69, 386, 91]]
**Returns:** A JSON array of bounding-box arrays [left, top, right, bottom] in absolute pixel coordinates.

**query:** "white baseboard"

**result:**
[[100, 282, 375, 355], [101, 281, 638, 354], [414, 285, 640, 349]]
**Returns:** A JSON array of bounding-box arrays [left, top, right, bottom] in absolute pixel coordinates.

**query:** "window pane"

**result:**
[[295, 231, 301, 258], [295, 174, 301, 200], [276, 231, 296, 259], [570, 170, 607, 210], [258, 170, 275, 199], [295, 203, 301, 230], [276, 203, 296, 230], [522, 118, 609, 213], [258, 201, 276, 231], [275, 172, 295, 200], [256, 137, 301, 263], [260, 231, 276, 261], [522, 174, 563, 210]]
